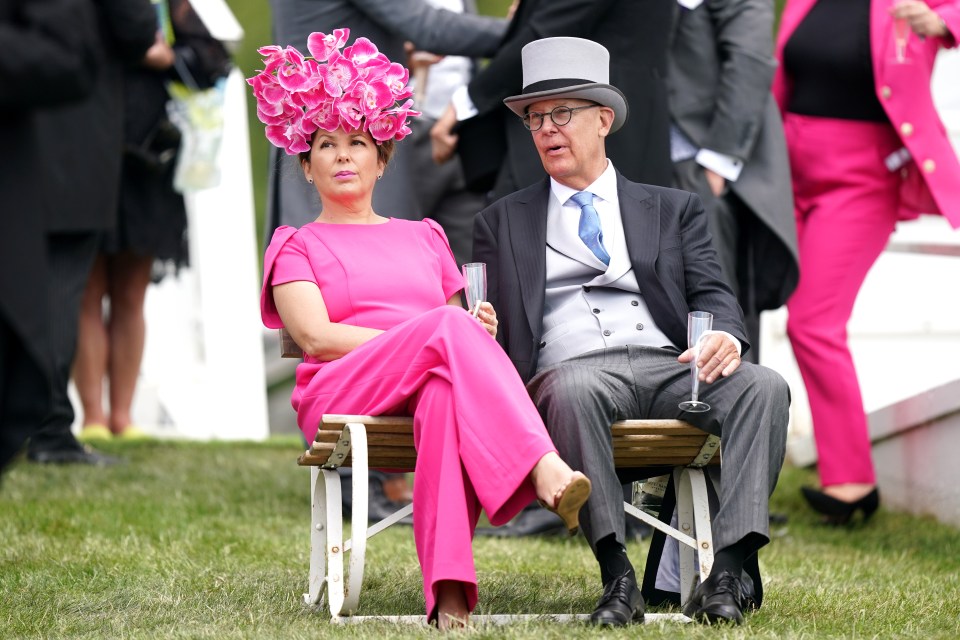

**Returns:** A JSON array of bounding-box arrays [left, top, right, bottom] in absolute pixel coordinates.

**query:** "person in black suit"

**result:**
[[0, 0, 100, 473], [431, 0, 673, 199], [25, 0, 160, 465], [473, 37, 790, 626]]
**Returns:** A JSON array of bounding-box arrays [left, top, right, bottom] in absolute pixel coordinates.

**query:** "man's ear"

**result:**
[[598, 106, 615, 137]]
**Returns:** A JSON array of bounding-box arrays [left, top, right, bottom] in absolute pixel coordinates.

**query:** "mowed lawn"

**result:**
[[2, 438, 959, 639]]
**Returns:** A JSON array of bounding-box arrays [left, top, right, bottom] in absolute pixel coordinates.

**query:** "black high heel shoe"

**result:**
[[800, 486, 880, 525]]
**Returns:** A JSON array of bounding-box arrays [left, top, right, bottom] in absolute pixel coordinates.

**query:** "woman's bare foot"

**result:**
[[435, 580, 469, 631], [530, 452, 592, 534], [822, 482, 876, 503]]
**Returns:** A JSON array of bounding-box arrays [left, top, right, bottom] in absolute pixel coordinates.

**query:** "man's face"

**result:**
[[526, 97, 614, 190]]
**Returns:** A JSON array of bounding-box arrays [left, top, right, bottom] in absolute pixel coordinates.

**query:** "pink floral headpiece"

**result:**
[[247, 28, 420, 155]]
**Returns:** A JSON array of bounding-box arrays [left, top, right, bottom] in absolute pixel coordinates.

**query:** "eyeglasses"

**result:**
[[521, 104, 601, 132]]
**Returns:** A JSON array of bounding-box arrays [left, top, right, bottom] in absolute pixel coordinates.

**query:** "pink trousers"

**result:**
[[784, 113, 904, 486], [294, 306, 556, 616]]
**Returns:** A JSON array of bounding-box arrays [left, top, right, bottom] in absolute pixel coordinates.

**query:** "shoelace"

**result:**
[[597, 573, 635, 606], [709, 571, 745, 605]]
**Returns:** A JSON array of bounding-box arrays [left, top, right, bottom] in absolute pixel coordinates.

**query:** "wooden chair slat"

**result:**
[[611, 423, 707, 437], [280, 328, 304, 359], [322, 414, 414, 427], [312, 433, 414, 448], [611, 434, 710, 446]]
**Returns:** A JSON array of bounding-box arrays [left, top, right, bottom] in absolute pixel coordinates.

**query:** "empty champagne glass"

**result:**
[[892, 0, 911, 63], [462, 262, 486, 317], [678, 311, 713, 413]]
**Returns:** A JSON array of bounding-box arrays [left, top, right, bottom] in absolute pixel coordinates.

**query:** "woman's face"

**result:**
[[302, 128, 384, 204]]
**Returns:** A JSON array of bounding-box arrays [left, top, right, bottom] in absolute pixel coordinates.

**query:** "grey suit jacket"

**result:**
[[474, 173, 746, 383], [668, 0, 798, 311]]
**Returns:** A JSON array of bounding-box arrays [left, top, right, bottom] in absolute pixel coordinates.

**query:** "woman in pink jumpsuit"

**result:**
[[251, 31, 591, 629], [774, 0, 960, 523]]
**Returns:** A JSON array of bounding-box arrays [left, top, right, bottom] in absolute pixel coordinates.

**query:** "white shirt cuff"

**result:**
[[451, 85, 478, 121], [696, 148, 744, 182], [702, 330, 742, 357]]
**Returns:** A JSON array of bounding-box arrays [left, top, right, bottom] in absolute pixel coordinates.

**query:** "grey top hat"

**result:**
[[503, 37, 628, 133]]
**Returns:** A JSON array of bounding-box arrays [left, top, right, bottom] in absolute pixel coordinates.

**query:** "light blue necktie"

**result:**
[[570, 191, 610, 265]]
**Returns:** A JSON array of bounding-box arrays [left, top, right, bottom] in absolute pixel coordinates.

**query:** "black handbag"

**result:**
[[167, 0, 232, 89], [124, 116, 182, 173]]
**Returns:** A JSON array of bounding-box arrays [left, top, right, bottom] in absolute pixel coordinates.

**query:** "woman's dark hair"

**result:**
[[298, 133, 396, 168]]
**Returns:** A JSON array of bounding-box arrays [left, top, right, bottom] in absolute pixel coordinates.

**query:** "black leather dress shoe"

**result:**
[[589, 573, 644, 626], [682, 569, 746, 624], [27, 444, 121, 466]]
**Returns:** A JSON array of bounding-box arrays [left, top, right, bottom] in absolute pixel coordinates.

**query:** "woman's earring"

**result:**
[[377, 174, 383, 180], [307, 177, 314, 184]]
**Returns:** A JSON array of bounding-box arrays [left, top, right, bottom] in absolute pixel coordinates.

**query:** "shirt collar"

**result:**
[[550, 160, 619, 209]]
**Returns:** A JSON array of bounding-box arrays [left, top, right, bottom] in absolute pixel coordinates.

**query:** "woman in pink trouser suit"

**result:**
[[251, 31, 591, 629], [774, 0, 960, 521]]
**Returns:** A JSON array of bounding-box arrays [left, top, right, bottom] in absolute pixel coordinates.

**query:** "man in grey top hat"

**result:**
[[474, 37, 790, 626]]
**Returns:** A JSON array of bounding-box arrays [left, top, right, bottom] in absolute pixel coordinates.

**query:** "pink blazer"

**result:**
[[774, 0, 960, 228]]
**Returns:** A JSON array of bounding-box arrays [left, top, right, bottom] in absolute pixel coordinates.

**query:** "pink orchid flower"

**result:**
[[256, 45, 287, 74], [275, 48, 322, 93], [336, 92, 365, 130], [343, 38, 390, 74], [307, 28, 350, 63], [266, 112, 310, 155], [366, 110, 406, 142], [305, 100, 342, 133], [382, 62, 413, 101], [350, 80, 394, 118], [319, 51, 359, 98]]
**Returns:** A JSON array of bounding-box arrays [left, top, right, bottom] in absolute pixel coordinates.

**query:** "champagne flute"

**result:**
[[892, 0, 910, 63], [678, 311, 713, 413], [462, 263, 486, 318]]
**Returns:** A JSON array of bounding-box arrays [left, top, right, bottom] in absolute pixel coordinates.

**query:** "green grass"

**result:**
[[2, 438, 959, 638]]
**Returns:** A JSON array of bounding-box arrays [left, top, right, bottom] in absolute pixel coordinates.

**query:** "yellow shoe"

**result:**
[[116, 425, 149, 440], [80, 424, 112, 441]]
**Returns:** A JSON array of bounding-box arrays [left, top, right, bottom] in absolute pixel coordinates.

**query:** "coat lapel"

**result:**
[[618, 173, 660, 275], [617, 174, 688, 346], [508, 180, 549, 339]]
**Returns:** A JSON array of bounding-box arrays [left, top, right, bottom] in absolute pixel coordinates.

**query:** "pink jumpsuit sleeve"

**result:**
[[423, 218, 464, 301], [261, 226, 314, 328]]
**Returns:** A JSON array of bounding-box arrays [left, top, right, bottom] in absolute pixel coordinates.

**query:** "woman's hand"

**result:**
[[430, 104, 459, 165], [474, 301, 498, 338], [142, 32, 175, 71], [890, 1, 949, 38]]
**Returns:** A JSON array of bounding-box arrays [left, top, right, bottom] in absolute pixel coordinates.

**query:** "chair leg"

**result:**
[[675, 467, 715, 607], [304, 466, 344, 609], [321, 468, 346, 618], [685, 468, 714, 582], [675, 468, 697, 606], [341, 422, 369, 615]]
